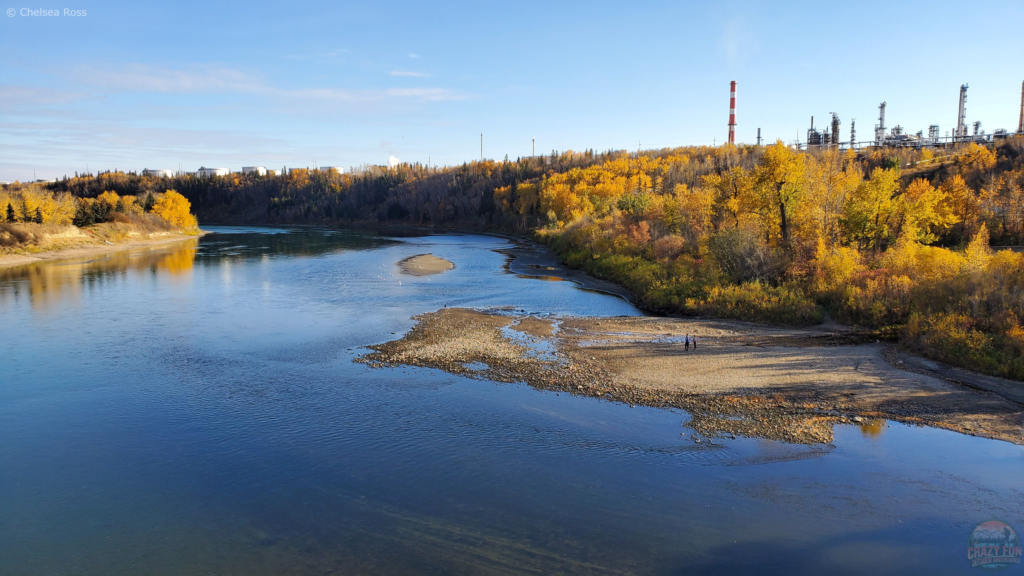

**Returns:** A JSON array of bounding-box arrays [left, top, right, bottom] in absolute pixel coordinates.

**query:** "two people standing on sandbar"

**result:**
[[684, 334, 697, 351]]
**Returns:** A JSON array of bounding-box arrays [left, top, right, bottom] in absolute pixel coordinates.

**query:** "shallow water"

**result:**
[[1, 227, 1021, 575]]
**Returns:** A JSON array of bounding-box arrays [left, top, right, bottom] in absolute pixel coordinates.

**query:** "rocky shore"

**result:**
[[357, 308, 1024, 445]]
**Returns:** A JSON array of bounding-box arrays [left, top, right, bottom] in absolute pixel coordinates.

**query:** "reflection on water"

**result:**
[[858, 419, 887, 438], [0, 239, 199, 312], [516, 274, 566, 282], [197, 226, 397, 263], [0, 228, 397, 313]]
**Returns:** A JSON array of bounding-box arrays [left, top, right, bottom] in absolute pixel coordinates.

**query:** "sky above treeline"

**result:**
[[1, 0, 1022, 181]]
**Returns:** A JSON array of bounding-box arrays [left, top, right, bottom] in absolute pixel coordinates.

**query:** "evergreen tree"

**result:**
[[72, 202, 95, 227], [5, 203, 13, 223], [34, 207, 43, 224], [143, 192, 155, 212], [91, 200, 110, 223]]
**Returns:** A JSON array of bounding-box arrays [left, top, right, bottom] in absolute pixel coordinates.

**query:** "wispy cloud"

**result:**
[[282, 48, 352, 61], [384, 88, 468, 101], [0, 85, 87, 106], [72, 64, 264, 93], [282, 87, 362, 102], [408, 53, 420, 58], [57, 64, 468, 103], [0, 61, 473, 178]]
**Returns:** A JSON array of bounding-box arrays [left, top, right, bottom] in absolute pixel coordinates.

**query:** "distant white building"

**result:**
[[196, 166, 229, 177], [320, 166, 343, 174], [142, 169, 175, 178], [266, 169, 281, 176], [242, 166, 267, 176]]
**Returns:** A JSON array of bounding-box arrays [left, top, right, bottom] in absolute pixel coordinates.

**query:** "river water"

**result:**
[[1, 227, 1021, 575]]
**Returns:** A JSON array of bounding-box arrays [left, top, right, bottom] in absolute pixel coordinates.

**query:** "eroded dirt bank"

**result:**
[[357, 308, 1024, 445], [0, 227, 202, 270]]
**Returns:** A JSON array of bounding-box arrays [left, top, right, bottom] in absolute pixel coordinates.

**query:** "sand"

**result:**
[[0, 232, 201, 270], [398, 254, 455, 276], [358, 308, 1024, 445]]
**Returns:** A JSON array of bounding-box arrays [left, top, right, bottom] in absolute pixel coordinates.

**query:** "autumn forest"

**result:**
[[17, 137, 1024, 380]]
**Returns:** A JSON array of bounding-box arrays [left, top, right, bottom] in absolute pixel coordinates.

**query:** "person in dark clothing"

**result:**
[[692, 335, 697, 350], [684, 334, 689, 351]]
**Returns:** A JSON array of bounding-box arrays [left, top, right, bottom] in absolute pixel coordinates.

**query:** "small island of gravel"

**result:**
[[398, 253, 455, 276]]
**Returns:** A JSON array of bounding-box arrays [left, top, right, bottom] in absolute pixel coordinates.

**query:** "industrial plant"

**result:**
[[727, 80, 1024, 150]]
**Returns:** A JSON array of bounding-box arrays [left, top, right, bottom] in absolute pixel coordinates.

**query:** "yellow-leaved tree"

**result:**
[[752, 141, 806, 247], [898, 178, 958, 244], [963, 223, 992, 274], [802, 149, 861, 247], [152, 190, 198, 231]]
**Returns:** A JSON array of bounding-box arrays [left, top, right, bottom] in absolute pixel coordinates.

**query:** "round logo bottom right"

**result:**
[[969, 521, 1021, 571]]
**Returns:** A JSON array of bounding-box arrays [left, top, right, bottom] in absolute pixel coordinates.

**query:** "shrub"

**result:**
[[708, 228, 787, 283], [653, 234, 686, 261]]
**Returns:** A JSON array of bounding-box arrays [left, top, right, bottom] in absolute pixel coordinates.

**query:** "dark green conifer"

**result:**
[[72, 202, 94, 227]]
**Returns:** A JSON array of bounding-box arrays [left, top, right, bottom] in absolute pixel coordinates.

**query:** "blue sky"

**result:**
[[2, 0, 1022, 180]]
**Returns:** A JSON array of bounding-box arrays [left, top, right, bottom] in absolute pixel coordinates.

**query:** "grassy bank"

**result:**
[[0, 185, 201, 264]]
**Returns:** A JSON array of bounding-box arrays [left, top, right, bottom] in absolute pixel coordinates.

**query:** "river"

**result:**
[[1, 227, 1021, 574]]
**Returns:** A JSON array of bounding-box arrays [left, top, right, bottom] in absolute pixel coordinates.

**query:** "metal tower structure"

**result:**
[[850, 119, 856, 149], [874, 102, 887, 146], [830, 113, 841, 147], [1018, 80, 1024, 134], [728, 81, 737, 144], [956, 84, 968, 141]]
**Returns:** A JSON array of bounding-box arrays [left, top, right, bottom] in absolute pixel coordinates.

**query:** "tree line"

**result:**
[[31, 138, 1024, 379], [0, 184, 197, 231]]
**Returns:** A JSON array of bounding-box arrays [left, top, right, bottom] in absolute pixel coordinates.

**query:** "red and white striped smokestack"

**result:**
[[728, 81, 737, 144]]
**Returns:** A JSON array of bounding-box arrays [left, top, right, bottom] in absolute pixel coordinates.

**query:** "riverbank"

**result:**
[[357, 307, 1024, 445], [0, 224, 203, 270]]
